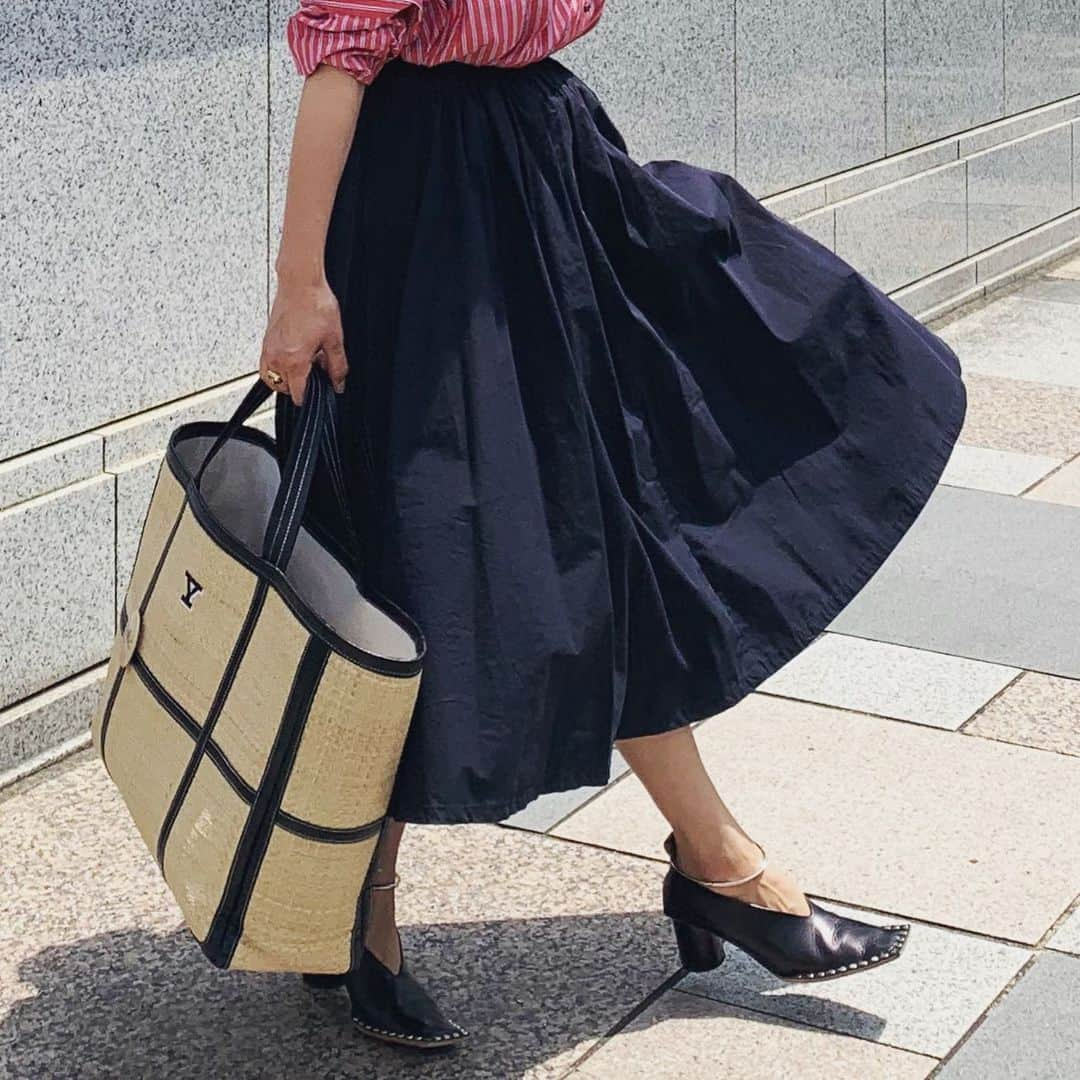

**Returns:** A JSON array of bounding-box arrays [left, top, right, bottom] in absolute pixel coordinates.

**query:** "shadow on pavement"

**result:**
[[0, 912, 888, 1079]]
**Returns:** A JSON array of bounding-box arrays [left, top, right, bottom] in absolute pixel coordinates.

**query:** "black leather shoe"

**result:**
[[303, 870, 467, 1051], [662, 832, 909, 982], [303, 938, 469, 1049]]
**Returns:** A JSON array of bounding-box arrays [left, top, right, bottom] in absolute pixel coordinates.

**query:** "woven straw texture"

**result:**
[[281, 653, 420, 829], [164, 757, 250, 942], [91, 461, 186, 752], [95, 448, 423, 972], [126, 461, 187, 620], [137, 505, 258, 725], [231, 830, 379, 973], [100, 666, 194, 853], [211, 588, 310, 790]]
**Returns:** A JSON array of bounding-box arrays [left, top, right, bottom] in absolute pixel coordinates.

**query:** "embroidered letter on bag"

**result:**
[[181, 571, 204, 609]]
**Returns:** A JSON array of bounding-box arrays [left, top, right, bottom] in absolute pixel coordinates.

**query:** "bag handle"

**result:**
[[195, 367, 365, 572]]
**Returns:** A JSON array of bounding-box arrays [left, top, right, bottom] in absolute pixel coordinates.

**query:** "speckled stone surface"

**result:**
[[830, 486, 1080, 679], [113, 453, 166, 619], [958, 373, 1080, 458], [570, 991, 935, 1079], [957, 95, 1080, 157], [0, 4, 267, 461], [732, 0, 884, 196], [884, 0, 1004, 154], [1048, 907, 1080, 955], [790, 207, 836, 251], [893, 262, 978, 319], [965, 671, 1080, 756], [679, 901, 1029, 1057], [1047, 252, 1080, 279], [761, 181, 827, 221], [936, 952, 1080, 1079], [758, 633, 1020, 730], [835, 163, 967, 292], [0, 755, 675, 1079], [502, 750, 629, 833], [98, 376, 260, 469], [940, 443, 1061, 495], [1024, 454, 1080, 508], [967, 125, 1074, 253], [560, 0, 735, 171], [0, 475, 115, 708], [941, 295, 1080, 389], [270, 0, 302, 276], [0, 669, 103, 778], [0, 434, 102, 511], [975, 208, 1080, 281], [826, 139, 959, 204], [554, 695, 1080, 942], [1019, 276, 1080, 306], [1003, 1, 1080, 114]]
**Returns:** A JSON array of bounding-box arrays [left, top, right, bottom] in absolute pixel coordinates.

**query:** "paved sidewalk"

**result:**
[[4, 252, 1080, 1078]]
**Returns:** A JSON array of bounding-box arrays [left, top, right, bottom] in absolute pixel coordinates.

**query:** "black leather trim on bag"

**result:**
[[202, 636, 331, 968], [164, 370, 425, 678], [155, 579, 271, 869], [95, 664, 128, 781], [130, 653, 383, 846], [154, 376, 328, 871]]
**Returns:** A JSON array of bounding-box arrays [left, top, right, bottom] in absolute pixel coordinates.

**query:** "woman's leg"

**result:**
[[365, 818, 405, 971], [616, 726, 810, 916]]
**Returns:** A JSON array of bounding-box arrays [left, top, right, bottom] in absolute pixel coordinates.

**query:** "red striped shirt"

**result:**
[[287, 0, 605, 84]]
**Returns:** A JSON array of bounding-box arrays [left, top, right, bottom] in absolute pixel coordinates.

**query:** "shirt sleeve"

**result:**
[[286, 1, 425, 85]]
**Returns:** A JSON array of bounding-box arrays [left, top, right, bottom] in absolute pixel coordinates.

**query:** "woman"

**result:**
[[264, 0, 964, 1050]]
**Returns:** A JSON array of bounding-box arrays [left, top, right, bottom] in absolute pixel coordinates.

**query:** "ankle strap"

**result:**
[[663, 833, 768, 889], [368, 874, 399, 891]]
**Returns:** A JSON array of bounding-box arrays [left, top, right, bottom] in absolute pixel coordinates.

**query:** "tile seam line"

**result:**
[[926, 951, 1043, 1079], [533, 833, 1055, 950], [1017, 446, 1080, 497], [954, 668, 1030, 734], [814, 631, 1080, 692], [777, 98, 1080, 209], [671, 982, 945, 1062], [752, 689, 1005, 734], [0, 662, 108, 719], [1034, 891, 1080, 951], [0, 372, 265, 471], [557, 968, 687, 1077]]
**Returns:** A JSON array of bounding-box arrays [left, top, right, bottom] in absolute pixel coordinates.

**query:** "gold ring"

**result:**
[[266, 369, 284, 386]]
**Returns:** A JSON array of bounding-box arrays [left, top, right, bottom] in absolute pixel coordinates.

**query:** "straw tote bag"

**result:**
[[90, 366, 424, 974]]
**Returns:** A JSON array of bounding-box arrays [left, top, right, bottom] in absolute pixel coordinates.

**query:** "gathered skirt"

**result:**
[[274, 57, 966, 825]]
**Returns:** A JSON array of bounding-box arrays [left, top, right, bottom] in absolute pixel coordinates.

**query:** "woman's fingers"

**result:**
[[259, 345, 291, 398], [287, 364, 310, 408], [320, 336, 349, 394]]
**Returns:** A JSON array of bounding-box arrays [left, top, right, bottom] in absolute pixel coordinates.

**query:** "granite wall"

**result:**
[[2, 1, 1080, 783]]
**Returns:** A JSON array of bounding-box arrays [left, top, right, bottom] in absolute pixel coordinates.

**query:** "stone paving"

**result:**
[[4, 252, 1080, 1078]]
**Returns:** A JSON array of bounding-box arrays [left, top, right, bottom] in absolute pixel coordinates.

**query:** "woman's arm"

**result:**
[[261, 65, 364, 406]]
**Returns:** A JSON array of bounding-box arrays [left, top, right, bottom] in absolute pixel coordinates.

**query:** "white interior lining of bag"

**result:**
[[176, 435, 419, 663]]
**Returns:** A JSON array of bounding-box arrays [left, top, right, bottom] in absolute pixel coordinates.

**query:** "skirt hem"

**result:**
[[393, 375, 966, 826]]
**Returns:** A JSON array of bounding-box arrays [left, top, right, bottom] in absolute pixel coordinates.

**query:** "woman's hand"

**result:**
[[260, 275, 349, 406]]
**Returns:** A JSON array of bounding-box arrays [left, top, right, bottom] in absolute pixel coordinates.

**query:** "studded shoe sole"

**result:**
[[352, 1018, 469, 1050]]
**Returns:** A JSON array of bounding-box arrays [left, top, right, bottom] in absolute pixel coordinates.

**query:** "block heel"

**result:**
[[672, 919, 726, 971]]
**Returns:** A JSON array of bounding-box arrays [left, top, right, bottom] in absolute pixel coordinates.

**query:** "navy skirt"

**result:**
[[275, 58, 966, 825]]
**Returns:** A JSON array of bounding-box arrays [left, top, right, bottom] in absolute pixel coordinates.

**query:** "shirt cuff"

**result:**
[[286, 1, 423, 85]]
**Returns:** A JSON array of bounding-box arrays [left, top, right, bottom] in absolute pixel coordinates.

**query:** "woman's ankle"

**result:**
[[672, 824, 765, 884], [670, 826, 810, 916], [363, 881, 402, 973]]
